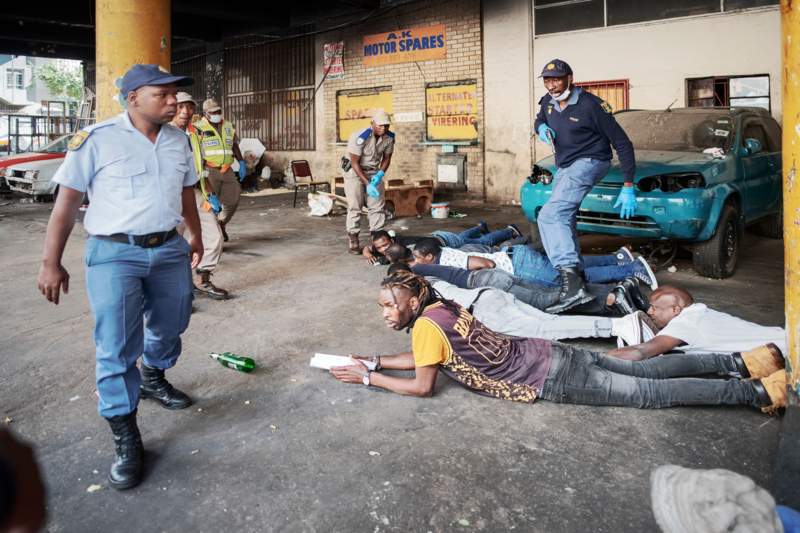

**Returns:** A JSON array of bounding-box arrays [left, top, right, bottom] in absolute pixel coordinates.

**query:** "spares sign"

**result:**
[[363, 25, 447, 67]]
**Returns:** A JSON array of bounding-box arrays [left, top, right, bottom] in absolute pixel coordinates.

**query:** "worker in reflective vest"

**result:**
[[195, 98, 245, 242], [172, 92, 229, 300]]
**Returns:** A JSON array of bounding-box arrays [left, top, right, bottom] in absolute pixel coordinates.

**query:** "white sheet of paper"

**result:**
[[310, 353, 377, 371]]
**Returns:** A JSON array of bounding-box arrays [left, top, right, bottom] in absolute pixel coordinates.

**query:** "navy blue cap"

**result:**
[[539, 59, 573, 78], [121, 64, 193, 94]]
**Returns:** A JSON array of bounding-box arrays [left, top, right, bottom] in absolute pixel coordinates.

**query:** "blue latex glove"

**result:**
[[237, 160, 247, 181], [614, 184, 637, 219], [537, 124, 555, 144], [366, 170, 385, 198], [207, 192, 222, 214]]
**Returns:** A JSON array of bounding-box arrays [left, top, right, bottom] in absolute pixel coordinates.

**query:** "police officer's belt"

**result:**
[[95, 228, 178, 248]]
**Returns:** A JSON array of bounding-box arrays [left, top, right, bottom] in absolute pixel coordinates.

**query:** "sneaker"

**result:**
[[611, 283, 637, 316], [612, 312, 643, 348], [632, 256, 658, 290], [754, 369, 788, 415], [614, 246, 635, 264], [736, 343, 785, 380], [477, 221, 490, 235], [619, 277, 650, 311], [507, 224, 523, 239]]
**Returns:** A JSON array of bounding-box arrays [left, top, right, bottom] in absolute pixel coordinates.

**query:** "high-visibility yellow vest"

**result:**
[[186, 124, 203, 177], [195, 117, 235, 167]]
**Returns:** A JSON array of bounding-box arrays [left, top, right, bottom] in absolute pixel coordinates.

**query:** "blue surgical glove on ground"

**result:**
[[367, 170, 385, 198], [537, 124, 555, 144], [207, 192, 222, 214], [614, 184, 637, 219], [237, 160, 247, 181]]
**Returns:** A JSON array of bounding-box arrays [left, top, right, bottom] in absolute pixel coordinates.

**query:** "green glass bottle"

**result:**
[[209, 352, 256, 373]]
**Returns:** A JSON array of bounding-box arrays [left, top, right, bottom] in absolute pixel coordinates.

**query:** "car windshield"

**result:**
[[615, 111, 734, 153], [36, 135, 72, 154]]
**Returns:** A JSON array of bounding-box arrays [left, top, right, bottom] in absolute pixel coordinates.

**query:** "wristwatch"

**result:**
[[362, 371, 371, 386]]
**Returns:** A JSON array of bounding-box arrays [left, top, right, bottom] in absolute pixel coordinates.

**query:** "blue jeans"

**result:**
[[433, 225, 515, 249], [85, 235, 194, 418], [538, 157, 611, 269], [510, 245, 627, 286], [539, 345, 760, 408]]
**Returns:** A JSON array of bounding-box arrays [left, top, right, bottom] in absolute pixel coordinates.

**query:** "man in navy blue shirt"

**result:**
[[533, 59, 637, 312]]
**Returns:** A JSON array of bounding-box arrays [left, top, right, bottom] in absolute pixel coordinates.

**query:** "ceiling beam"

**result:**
[[0, 39, 90, 60]]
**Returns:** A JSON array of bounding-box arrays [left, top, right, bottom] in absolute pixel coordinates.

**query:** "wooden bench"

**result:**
[[332, 177, 434, 217]]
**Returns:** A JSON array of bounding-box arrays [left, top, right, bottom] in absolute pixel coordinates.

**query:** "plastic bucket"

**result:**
[[431, 202, 450, 219]]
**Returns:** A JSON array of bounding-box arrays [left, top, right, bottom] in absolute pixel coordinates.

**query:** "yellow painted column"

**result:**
[[95, 0, 171, 121], [783, 0, 800, 395]]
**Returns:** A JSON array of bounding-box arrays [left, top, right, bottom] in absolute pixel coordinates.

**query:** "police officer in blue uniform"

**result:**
[[37, 64, 202, 490], [533, 59, 637, 312]]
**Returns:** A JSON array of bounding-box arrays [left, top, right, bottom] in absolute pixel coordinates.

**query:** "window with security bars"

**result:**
[[687, 75, 770, 111], [6, 69, 24, 90], [574, 79, 629, 112], [223, 36, 315, 151]]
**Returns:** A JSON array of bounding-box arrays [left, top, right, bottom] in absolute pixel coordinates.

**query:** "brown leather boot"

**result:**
[[194, 270, 230, 300], [735, 343, 784, 380], [347, 232, 361, 255]]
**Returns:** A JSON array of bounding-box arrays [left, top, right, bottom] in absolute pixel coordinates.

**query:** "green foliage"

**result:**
[[35, 62, 83, 101]]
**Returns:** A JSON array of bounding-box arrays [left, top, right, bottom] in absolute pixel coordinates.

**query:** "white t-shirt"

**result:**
[[438, 247, 514, 274], [656, 303, 786, 353]]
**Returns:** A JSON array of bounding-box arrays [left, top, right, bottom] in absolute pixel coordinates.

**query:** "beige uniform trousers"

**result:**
[[344, 171, 386, 234], [206, 166, 241, 225], [181, 189, 224, 273]]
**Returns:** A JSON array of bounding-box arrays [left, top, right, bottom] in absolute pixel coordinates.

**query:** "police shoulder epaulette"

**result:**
[[356, 127, 372, 145], [68, 129, 93, 151], [386, 131, 395, 139]]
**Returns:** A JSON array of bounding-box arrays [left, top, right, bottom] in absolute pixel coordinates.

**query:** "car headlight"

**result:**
[[637, 172, 705, 193], [24, 169, 39, 179], [527, 164, 554, 185]]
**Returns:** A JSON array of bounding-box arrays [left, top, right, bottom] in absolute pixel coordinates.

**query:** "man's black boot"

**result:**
[[546, 266, 594, 313], [139, 363, 192, 410], [106, 410, 144, 490]]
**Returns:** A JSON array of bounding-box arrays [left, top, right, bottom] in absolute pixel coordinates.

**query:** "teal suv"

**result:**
[[521, 107, 782, 278]]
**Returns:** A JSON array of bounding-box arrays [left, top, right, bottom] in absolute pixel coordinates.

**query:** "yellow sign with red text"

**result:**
[[337, 88, 393, 142], [426, 82, 478, 141], [363, 25, 447, 67]]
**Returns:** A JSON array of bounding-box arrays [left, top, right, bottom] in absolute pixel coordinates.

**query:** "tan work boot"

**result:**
[[347, 232, 361, 255], [736, 343, 784, 380], [754, 369, 787, 415]]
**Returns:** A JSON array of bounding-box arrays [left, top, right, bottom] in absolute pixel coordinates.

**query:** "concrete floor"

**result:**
[[0, 192, 786, 532]]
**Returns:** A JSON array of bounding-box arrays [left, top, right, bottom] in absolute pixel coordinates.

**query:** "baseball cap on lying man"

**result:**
[[121, 64, 193, 94]]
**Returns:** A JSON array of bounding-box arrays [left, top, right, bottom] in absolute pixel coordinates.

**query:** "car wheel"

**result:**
[[692, 204, 741, 279], [751, 208, 782, 239], [528, 222, 544, 251]]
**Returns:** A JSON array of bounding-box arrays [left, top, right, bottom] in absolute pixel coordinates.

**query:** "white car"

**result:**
[[1, 134, 72, 200]]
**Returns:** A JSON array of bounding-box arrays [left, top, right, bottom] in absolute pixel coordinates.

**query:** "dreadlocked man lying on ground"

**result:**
[[329, 271, 787, 414]]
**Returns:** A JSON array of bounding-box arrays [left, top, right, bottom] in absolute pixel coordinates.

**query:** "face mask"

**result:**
[[208, 114, 222, 124], [551, 88, 571, 102]]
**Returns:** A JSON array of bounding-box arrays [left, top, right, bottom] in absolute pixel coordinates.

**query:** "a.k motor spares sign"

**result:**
[[362, 24, 447, 67]]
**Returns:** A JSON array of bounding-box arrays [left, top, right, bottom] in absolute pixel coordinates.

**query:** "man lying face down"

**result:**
[[383, 242, 649, 317], [328, 271, 787, 415], [608, 286, 787, 362]]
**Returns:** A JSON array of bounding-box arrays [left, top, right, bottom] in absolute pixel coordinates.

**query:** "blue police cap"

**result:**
[[539, 59, 573, 78], [121, 64, 193, 94]]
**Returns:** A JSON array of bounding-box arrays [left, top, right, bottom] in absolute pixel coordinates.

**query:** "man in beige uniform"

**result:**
[[343, 109, 395, 253], [171, 93, 229, 299], [194, 98, 245, 242]]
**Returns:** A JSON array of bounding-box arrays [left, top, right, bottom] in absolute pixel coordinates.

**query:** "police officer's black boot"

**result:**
[[139, 363, 192, 410], [194, 270, 230, 300], [106, 409, 144, 490], [546, 266, 594, 313]]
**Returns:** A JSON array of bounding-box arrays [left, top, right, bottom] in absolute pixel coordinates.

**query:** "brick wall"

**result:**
[[267, 0, 485, 199]]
